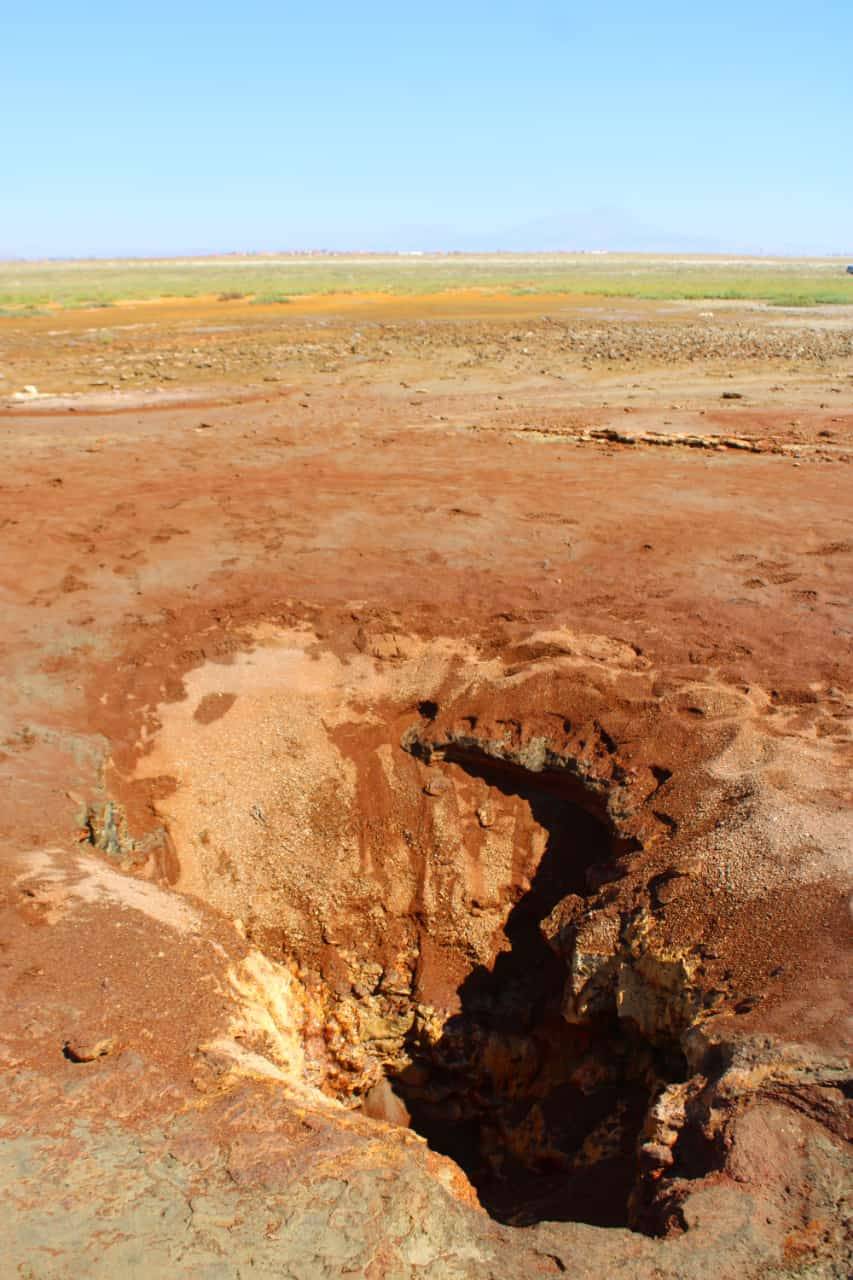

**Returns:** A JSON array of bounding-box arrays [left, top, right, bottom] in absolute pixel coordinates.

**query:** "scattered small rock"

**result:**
[[423, 776, 448, 797], [63, 1036, 117, 1063], [362, 1078, 411, 1128]]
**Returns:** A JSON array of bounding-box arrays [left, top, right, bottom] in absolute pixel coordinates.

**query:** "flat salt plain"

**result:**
[[1, 252, 853, 312]]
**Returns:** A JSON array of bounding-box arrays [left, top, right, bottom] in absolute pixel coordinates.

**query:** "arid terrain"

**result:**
[[1, 279, 851, 1277]]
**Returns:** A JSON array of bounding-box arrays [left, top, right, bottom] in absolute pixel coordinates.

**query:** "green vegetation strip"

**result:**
[[1, 255, 852, 311]]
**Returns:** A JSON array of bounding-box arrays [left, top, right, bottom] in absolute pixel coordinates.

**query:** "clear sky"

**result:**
[[2, 1, 851, 257]]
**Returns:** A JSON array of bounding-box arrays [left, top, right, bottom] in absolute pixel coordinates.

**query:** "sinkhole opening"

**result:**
[[388, 747, 686, 1230]]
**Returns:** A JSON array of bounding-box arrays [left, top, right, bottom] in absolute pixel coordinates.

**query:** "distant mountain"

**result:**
[[481, 207, 729, 254], [343, 208, 735, 255]]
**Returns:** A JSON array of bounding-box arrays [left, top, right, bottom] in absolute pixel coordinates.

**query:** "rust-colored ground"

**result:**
[[0, 294, 850, 1277]]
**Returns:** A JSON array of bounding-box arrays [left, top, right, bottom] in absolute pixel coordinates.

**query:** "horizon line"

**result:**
[[3, 248, 853, 265]]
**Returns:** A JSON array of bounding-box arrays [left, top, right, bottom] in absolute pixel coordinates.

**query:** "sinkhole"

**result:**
[[382, 743, 687, 1230]]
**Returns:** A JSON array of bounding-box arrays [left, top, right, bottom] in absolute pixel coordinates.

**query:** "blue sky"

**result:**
[[2, 2, 851, 257]]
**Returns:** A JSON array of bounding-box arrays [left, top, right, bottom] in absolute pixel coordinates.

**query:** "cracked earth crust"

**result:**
[[0, 293, 850, 1277]]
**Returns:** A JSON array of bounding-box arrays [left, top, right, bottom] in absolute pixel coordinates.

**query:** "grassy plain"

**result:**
[[1, 253, 852, 313]]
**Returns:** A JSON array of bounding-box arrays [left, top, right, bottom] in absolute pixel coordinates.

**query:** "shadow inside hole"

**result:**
[[392, 751, 673, 1229]]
